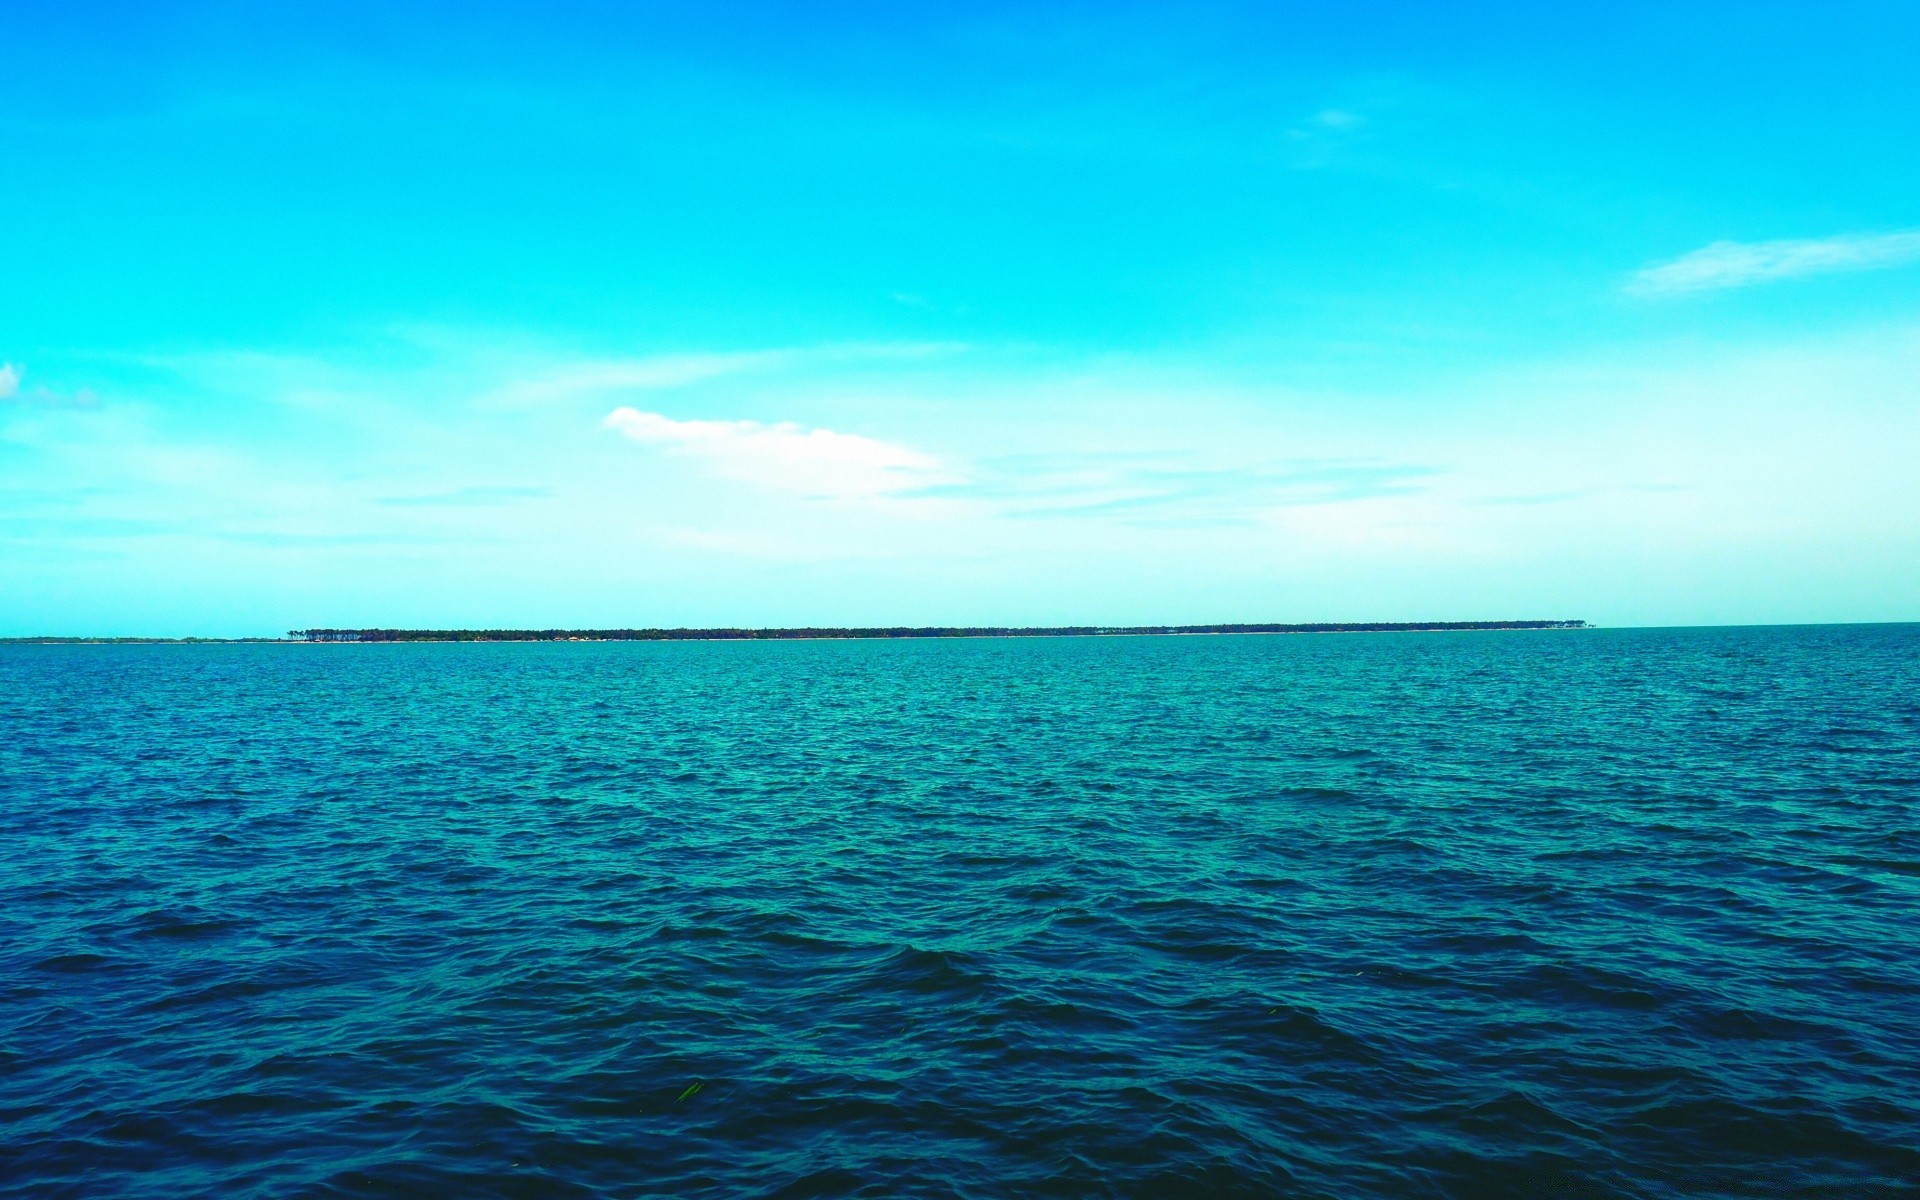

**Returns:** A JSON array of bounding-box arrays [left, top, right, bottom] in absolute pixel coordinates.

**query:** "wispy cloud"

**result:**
[[1282, 99, 1381, 169], [0, 363, 101, 410], [495, 342, 967, 408], [1299, 108, 1364, 132], [502, 353, 787, 405], [915, 452, 1431, 525], [603, 408, 946, 499], [375, 485, 553, 507], [1629, 230, 1920, 296]]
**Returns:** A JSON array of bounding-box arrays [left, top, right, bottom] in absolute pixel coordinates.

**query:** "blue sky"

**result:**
[[4, 1, 1918, 635]]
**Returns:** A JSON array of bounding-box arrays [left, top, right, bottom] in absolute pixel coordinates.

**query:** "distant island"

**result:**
[[0, 621, 1590, 645], [286, 621, 1588, 643]]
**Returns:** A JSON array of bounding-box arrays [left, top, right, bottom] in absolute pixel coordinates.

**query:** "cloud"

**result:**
[[603, 408, 945, 499], [1282, 104, 1374, 169], [1286, 108, 1366, 141], [504, 353, 787, 405], [913, 452, 1432, 525], [0, 363, 101, 410], [375, 485, 552, 507], [1305, 108, 1364, 131], [1629, 230, 1920, 295], [495, 343, 968, 408]]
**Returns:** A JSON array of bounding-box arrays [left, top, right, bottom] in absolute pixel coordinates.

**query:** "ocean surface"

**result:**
[[4, 625, 1918, 1199]]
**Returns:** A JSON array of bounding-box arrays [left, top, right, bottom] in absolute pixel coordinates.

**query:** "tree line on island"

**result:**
[[288, 621, 1588, 642]]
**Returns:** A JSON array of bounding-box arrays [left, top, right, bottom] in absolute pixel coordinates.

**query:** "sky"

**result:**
[[4, 1, 1918, 636]]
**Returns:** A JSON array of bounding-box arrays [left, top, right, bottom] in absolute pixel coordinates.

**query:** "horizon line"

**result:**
[[9, 620, 1593, 645]]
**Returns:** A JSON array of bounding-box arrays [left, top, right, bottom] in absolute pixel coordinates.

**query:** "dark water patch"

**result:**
[[30, 952, 118, 974]]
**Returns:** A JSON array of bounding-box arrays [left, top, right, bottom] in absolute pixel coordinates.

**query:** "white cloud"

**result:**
[[498, 352, 786, 406], [918, 451, 1432, 525], [603, 407, 945, 499], [0, 363, 101, 410], [492, 342, 967, 409], [1307, 108, 1364, 131], [1629, 230, 1920, 295], [1285, 107, 1368, 154]]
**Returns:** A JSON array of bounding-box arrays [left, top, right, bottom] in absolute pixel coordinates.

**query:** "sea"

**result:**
[[3, 625, 1917, 1198]]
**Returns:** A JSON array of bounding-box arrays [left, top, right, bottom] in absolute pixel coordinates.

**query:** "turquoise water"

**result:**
[[4, 626, 1918, 1197]]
